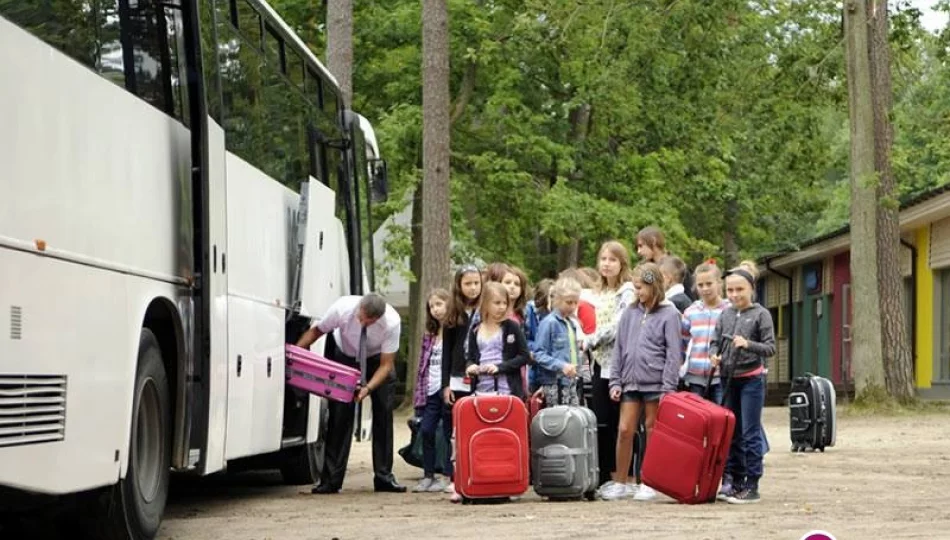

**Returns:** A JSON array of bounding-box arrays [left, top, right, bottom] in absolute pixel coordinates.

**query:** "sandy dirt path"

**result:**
[[155, 406, 950, 540]]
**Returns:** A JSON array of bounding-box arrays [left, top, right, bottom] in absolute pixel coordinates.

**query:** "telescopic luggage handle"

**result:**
[[354, 334, 368, 442]]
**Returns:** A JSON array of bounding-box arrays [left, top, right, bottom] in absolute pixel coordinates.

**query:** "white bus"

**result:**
[[0, 1, 386, 538]]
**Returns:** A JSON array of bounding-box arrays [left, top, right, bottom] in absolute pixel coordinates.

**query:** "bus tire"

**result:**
[[88, 329, 171, 539], [279, 400, 328, 485]]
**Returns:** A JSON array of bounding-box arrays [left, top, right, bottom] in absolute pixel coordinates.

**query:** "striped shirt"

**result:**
[[681, 299, 730, 386]]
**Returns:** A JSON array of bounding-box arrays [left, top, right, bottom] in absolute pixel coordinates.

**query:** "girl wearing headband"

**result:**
[[709, 262, 775, 505]]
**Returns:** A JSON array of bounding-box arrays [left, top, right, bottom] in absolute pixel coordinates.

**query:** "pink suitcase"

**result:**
[[285, 344, 361, 403]]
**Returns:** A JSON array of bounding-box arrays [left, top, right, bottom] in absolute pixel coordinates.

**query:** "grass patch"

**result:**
[[842, 385, 950, 416]]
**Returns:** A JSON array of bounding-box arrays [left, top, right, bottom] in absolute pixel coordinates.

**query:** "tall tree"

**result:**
[[844, 0, 887, 397], [327, 0, 353, 106], [868, 0, 915, 402], [402, 0, 452, 405]]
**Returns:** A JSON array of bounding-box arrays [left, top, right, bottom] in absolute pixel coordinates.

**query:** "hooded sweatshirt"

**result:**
[[608, 300, 683, 394], [585, 281, 635, 374]]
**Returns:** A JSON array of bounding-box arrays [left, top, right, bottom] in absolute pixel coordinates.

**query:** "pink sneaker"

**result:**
[[450, 491, 462, 504]]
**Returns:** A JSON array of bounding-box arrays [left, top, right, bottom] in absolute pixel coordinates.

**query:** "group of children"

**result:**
[[410, 227, 776, 505]]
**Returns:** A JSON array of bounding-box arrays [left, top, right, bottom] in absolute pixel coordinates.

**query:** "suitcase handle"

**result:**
[[555, 376, 581, 405], [472, 373, 499, 395], [708, 332, 737, 403]]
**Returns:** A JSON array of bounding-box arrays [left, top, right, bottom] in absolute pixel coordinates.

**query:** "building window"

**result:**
[[804, 263, 822, 296], [766, 305, 790, 339], [939, 270, 950, 381]]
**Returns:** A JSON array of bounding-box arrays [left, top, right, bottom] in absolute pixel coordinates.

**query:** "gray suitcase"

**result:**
[[531, 402, 599, 501]]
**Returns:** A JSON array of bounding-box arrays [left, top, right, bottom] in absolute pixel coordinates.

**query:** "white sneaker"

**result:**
[[412, 477, 434, 493], [443, 481, 455, 494], [625, 482, 640, 496], [633, 484, 657, 501], [599, 482, 631, 501], [596, 480, 616, 495], [427, 478, 448, 493]]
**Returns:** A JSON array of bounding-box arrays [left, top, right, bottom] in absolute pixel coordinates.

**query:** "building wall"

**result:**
[[832, 252, 851, 385], [917, 226, 934, 389], [762, 273, 791, 384]]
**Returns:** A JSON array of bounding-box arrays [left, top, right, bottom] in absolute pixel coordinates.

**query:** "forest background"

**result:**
[[273, 0, 950, 284]]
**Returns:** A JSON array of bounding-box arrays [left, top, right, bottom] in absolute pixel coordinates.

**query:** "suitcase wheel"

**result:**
[[584, 490, 597, 501], [461, 496, 472, 505]]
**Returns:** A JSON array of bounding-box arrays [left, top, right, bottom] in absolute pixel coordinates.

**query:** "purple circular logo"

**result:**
[[801, 532, 836, 540]]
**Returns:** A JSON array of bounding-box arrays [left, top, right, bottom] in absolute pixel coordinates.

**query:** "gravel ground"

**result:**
[[154, 406, 950, 540]]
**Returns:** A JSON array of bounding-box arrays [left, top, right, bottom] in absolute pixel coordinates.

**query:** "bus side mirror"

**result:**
[[369, 159, 389, 203]]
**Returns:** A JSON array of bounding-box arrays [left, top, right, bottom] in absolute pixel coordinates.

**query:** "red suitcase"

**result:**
[[641, 391, 735, 504], [453, 394, 530, 503], [528, 393, 544, 424]]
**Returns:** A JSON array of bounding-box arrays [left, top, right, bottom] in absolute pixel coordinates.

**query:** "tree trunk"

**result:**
[[844, 0, 886, 397], [555, 104, 591, 271], [723, 197, 740, 269], [868, 0, 915, 402], [420, 0, 451, 287], [326, 0, 353, 107], [557, 240, 580, 270], [403, 0, 453, 408], [402, 185, 425, 408]]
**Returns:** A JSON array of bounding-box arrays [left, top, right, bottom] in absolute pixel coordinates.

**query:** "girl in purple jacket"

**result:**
[[601, 262, 683, 501], [412, 288, 454, 493]]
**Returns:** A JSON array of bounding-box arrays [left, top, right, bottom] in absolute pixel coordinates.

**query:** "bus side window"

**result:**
[[323, 82, 340, 125], [305, 68, 324, 111], [97, 0, 187, 121], [1, 0, 187, 122], [308, 127, 329, 187], [0, 2, 99, 71]]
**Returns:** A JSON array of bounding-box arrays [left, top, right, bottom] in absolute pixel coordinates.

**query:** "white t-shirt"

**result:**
[[315, 296, 401, 357], [427, 341, 443, 396]]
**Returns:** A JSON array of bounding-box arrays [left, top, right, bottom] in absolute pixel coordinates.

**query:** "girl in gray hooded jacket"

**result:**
[[600, 263, 683, 501]]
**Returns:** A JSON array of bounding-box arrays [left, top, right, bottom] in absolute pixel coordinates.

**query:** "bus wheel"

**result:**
[[279, 400, 328, 485], [88, 329, 171, 539]]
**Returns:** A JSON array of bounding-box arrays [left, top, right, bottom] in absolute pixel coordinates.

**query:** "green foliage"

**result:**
[[817, 2, 950, 231], [271, 0, 950, 281], [375, 220, 414, 291]]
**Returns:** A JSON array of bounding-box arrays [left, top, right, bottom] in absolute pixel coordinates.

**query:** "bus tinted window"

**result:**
[[323, 84, 340, 124], [200, 0, 222, 121], [0, 1, 98, 69], [214, 0, 337, 193], [1, 0, 187, 122], [305, 67, 323, 110], [264, 24, 283, 67], [236, 0, 260, 49], [286, 50, 304, 89]]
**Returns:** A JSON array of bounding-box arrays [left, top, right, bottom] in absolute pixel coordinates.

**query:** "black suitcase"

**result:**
[[789, 373, 837, 452]]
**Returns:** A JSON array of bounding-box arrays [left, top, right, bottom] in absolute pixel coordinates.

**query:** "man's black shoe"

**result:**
[[374, 480, 407, 493], [311, 483, 340, 494]]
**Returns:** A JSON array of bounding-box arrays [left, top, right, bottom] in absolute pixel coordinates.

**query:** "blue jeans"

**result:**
[[691, 382, 769, 456], [724, 374, 766, 486], [688, 383, 723, 405], [420, 391, 453, 478]]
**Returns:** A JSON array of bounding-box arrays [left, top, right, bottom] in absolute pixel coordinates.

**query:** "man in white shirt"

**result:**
[[296, 294, 405, 493]]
